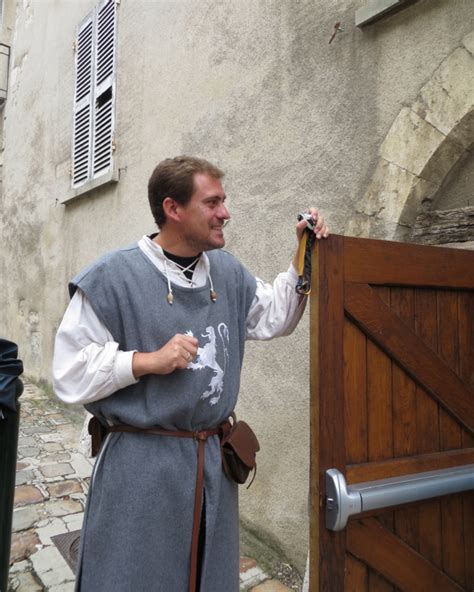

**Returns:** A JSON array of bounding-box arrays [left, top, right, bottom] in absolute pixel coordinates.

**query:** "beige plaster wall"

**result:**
[[1, 0, 473, 570]]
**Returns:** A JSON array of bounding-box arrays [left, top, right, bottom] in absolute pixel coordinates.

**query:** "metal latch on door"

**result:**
[[325, 464, 474, 531]]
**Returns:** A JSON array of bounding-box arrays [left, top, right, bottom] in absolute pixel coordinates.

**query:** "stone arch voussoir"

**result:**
[[347, 30, 474, 241]]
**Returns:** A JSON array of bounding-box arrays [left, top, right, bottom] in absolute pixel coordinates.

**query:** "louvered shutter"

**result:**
[[92, 0, 116, 179], [71, 0, 116, 190], [72, 16, 94, 188]]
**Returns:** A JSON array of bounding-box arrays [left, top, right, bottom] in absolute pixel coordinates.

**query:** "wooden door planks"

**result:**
[[438, 291, 466, 587], [344, 320, 367, 465], [345, 554, 368, 592], [414, 289, 442, 567], [343, 236, 474, 289], [458, 292, 474, 589], [310, 236, 474, 592], [413, 290, 440, 455], [347, 447, 474, 483], [347, 518, 464, 592], [390, 288, 419, 553], [344, 283, 474, 434], [310, 235, 346, 592], [366, 287, 396, 566]]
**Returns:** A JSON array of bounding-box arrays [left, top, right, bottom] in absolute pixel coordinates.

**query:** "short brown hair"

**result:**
[[148, 156, 224, 227]]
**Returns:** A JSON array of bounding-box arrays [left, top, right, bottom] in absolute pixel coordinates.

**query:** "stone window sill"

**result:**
[[60, 170, 119, 205]]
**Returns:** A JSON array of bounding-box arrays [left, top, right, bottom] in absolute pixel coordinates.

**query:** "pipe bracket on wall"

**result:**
[[325, 464, 474, 531]]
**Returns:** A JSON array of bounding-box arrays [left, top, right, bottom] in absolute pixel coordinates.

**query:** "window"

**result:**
[[72, 0, 117, 190]]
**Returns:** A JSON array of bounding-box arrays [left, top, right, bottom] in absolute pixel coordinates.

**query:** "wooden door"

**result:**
[[310, 235, 474, 592]]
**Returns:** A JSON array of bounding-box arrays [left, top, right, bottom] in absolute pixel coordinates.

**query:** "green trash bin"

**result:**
[[0, 340, 23, 592]]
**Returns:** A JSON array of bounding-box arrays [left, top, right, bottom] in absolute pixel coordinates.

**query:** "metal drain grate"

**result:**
[[51, 530, 82, 573]]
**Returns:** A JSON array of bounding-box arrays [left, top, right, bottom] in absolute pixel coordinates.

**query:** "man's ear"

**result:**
[[162, 197, 181, 223]]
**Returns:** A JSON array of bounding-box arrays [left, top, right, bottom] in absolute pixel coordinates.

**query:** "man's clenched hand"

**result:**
[[132, 334, 199, 378]]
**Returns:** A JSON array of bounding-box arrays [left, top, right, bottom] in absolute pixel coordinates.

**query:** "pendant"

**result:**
[[210, 290, 217, 302], [166, 292, 174, 305]]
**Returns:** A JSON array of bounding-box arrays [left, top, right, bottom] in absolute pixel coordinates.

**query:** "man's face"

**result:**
[[177, 173, 230, 253]]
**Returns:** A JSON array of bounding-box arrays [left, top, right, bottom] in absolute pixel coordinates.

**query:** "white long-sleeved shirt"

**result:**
[[53, 236, 306, 405]]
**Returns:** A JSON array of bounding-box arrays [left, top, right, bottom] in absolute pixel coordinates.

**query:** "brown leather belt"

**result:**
[[92, 419, 230, 592]]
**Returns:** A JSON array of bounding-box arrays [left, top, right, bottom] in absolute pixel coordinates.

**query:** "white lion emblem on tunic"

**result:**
[[185, 323, 229, 405]]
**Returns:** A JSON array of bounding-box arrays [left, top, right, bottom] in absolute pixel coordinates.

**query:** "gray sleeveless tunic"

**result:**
[[69, 244, 256, 592]]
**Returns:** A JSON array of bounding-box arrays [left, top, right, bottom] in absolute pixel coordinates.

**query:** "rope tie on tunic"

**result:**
[[163, 253, 217, 304]]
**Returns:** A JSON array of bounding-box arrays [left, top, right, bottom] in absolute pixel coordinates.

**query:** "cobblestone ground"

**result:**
[[8, 381, 301, 591]]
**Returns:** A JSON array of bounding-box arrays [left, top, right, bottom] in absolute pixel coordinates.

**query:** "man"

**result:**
[[53, 156, 329, 592]]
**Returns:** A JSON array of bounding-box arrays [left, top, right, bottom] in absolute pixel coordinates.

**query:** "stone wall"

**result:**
[[347, 30, 474, 240], [1, 0, 473, 570]]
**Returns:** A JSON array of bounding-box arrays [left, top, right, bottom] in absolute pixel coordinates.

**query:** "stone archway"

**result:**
[[347, 30, 474, 241]]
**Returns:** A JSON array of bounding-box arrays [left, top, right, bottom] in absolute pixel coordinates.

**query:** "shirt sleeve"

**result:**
[[52, 288, 138, 405], [245, 264, 307, 340]]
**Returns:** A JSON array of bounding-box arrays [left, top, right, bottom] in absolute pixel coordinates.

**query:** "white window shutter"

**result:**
[[72, 17, 94, 188], [92, 0, 116, 179], [71, 0, 117, 190]]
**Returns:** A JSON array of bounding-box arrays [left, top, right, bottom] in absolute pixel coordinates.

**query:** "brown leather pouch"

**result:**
[[88, 415, 109, 457], [220, 414, 260, 487]]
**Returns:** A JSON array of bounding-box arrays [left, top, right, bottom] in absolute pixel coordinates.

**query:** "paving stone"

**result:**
[[49, 582, 76, 592], [18, 437, 36, 447], [41, 452, 71, 463], [65, 513, 84, 532], [56, 424, 77, 434], [30, 545, 65, 576], [8, 570, 43, 592], [37, 517, 68, 545], [69, 454, 93, 479], [43, 442, 64, 452], [240, 565, 269, 589], [17, 446, 40, 457], [39, 563, 75, 588], [16, 462, 28, 471], [20, 416, 35, 425], [8, 558, 30, 574], [44, 499, 83, 517], [250, 580, 293, 591], [47, 480, 83, 498], [47, 415, 71, 425], [240, 556, 258, 573], [39, 463, 75, 478], [12, 506, 44, 532], [64, 511, 84, 524], [9, 530, 40, 563], [15, 469, 35, 486], [39, 433, 64, 443], [14, 485, 45, 507], [22, 426, 52, 435]]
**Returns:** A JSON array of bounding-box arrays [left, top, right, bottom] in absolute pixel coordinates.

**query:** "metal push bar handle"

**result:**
[[326, 464, 474, 531]]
